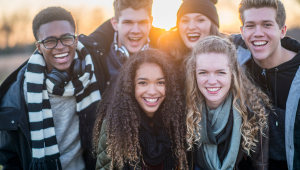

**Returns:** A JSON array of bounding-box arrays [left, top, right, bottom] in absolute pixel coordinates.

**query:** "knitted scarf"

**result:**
[[123, 108, 175, 170], [25, 41, 101, 170], [194, 94, 242, 170]]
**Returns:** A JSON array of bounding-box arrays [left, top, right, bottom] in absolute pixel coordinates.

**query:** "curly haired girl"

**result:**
[[185, 36, 271, 170], [93, 48, 187, 170]]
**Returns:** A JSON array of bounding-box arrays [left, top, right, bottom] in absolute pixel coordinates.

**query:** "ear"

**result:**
[[36, 42, 42, 54], [74, 35, 78, 48], [150, 16, 153, 25], [240, 26, 244, 40], [280, 25, 287, 39], [111, 17, 118, 31]]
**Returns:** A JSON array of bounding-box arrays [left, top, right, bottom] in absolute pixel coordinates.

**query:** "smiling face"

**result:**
[[112, 7, 152, 54], [36, 20, 77, 74], [196, 52, 231, 110], [135, 62, 165, 117], [240, 7, 286, 67], [179, 13, 212, 49]]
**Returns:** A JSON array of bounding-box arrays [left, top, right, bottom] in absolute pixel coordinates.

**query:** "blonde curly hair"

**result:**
[[185, 36, 271, 155]]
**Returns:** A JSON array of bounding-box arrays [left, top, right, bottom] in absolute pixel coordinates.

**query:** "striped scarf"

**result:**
[[25, 41, 101, 170]]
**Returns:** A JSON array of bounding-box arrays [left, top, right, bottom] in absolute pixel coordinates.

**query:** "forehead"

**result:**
[[37, 20, 74, 40], [196, 53, 229, 69], [136, 62, 163, 76], [181, 13, 208, 19], [243, 7, 277, 23], [118, 7, 150, 22]]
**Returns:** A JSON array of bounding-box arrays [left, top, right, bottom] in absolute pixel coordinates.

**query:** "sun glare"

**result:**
[[152, 0, 182, 31]]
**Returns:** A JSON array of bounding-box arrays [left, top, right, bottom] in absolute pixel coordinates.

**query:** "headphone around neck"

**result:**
[[45, 52, 86, 87], [113, 31, 150, 58]]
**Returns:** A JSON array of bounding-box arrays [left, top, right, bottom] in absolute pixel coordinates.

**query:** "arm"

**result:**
[[251, 125, 269, 170], [89, 19, 115, 54], [0, 131, 23, 170], [95, 121, 111, 170]]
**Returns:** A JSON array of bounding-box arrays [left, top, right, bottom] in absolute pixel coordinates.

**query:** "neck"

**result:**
[[253, 45, 295, 69]]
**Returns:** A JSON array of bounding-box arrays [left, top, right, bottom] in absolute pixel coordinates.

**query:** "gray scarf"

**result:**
[[195, 94, 242, 170]]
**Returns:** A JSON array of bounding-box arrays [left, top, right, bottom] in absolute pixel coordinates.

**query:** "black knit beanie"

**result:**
[[177, 0, 219, 28]]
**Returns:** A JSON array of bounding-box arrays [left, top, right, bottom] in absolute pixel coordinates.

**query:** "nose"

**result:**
[[147, 84, 157, 95], [208, 75, 217, 85], [131, 23, 141, 34], [55, 40, 64, 49], [253, 26, 264, 37], [188, 20, 196, 30]]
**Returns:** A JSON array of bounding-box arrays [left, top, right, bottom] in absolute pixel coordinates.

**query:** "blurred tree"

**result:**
[[0, 9, 31, 48], [0, 14, 17, 48]]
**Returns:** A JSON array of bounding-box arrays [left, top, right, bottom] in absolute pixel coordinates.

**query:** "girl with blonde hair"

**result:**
[[185, 36, 270, 170]]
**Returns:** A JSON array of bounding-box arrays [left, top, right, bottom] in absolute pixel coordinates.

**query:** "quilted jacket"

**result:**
[[96, 121, 111, 170]]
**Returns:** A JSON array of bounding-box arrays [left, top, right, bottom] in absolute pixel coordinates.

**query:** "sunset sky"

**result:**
[[0, 0, 300, 48]]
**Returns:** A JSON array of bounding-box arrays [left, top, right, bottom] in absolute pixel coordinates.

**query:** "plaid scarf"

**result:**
[[25, 41, 101, 170]]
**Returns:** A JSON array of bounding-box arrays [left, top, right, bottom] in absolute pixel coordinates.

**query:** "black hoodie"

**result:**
[[244, 36, 300, 169]]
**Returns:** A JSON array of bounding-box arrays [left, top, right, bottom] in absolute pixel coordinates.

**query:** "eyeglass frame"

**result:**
[[37, 34, 78, 49]]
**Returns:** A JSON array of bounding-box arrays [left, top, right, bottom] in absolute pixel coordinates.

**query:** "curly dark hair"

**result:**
[[32, 6, 76, 40], [93, 48, 187, 169]]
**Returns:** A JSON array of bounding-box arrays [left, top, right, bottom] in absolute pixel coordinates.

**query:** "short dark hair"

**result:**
[[32, 6, 76, 40]]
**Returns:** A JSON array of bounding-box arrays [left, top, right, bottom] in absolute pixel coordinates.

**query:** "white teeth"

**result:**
[[187, 33, 200, 37], [253, 41, 267, 46], [54, 53, 68, 58], [129, 37, 141, 41], [207, 88, 220, 92], [145, 98, 158, 103]]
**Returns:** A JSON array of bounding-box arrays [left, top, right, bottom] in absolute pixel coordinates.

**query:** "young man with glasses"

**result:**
[[0, 7, 109, 170], [233, 0, 300, 169]]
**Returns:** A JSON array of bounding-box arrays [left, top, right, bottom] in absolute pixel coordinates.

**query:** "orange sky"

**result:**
[[0, 0, 300, 48]]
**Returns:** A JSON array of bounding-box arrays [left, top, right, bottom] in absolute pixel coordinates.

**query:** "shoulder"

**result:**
[[0, 61, 28, 130]]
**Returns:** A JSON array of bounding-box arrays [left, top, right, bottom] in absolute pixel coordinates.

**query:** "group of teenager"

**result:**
[[0, 0, 299, 169]]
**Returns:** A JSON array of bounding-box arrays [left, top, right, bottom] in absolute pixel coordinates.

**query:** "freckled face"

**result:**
[[134, 62, 165, 117], [196, 53, 231, 109]]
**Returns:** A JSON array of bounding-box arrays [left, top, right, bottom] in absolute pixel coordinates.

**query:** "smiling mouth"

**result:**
[[252, 41, 268, 47], [206, 87, 221, 94], [128, 37, 141, 45], [143, 97, 160, 106], [54, 52, 69, 63], [187, 33, 200, 42]]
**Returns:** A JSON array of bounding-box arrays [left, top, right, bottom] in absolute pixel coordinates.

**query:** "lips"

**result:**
[[128, 37, 142, 46], [252, 41, 268, 47], [143, 97, 160, 106], [206, 87, 221, 94], [53, 52, 69, 63], [187, 33, 200, 42]]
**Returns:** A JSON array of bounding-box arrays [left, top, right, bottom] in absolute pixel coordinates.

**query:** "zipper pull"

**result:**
[[276, 121, 278, 126], [262, 69, 266, 76]]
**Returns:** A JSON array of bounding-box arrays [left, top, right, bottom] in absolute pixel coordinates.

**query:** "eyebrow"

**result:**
[[196, 69, 227, 71], [244, 20, 275, 24], [137, 77, 165, 80]]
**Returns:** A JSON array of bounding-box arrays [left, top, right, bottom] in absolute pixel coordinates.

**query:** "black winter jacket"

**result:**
[[0, 36, 110, 170]]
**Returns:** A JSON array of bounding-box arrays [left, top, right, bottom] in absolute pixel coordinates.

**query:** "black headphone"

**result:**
[[45, 54, 86, 87], [113, 32, 150, 59]]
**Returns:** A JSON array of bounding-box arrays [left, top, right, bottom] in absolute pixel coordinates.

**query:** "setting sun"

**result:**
[[152, 0, 182, 31]]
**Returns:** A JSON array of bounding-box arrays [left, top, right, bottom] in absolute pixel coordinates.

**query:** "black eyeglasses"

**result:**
[[37, 34, 77, 49]]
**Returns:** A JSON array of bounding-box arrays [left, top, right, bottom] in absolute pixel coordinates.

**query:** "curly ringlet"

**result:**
[[93, 48, 187, 169], [185, 36, 271, 155]]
